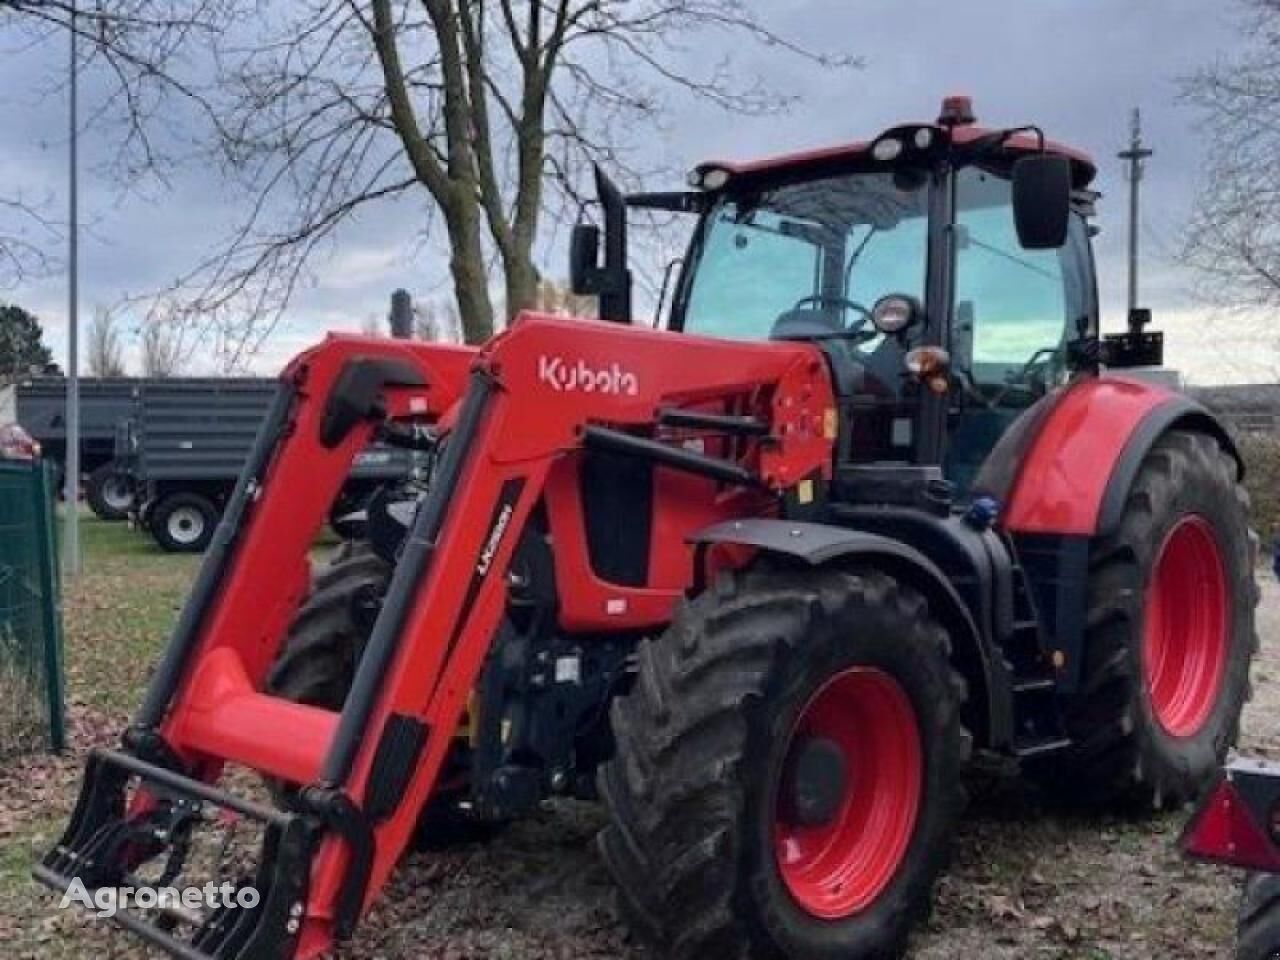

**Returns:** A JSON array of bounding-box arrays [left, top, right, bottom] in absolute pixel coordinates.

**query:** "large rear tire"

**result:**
[[1239, 874, 1280, 960], [599, 565, 969, 960], [86, 463, 134, 521], [1034, 429, 1257, 809]]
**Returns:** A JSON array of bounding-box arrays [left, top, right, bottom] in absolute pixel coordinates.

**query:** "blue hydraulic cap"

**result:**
[[965, 495, 1000, 531]]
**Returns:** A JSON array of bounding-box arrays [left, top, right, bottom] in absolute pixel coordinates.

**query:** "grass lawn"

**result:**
[[0, 513, 202, 956], [63, 514, 203, 714]]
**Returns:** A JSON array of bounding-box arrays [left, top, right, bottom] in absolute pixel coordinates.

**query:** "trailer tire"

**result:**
[[1031, 429, 1257, 809], [267, 545, 499, 847], [150, 492, 218, 553], [86, 463, 134, 521], [600, 565, 969, 960], [1239, 874, 1280, 960]]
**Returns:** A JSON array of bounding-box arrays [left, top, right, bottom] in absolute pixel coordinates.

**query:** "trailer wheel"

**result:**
[[266, 544, 499, 846], [86, 463, 134, 521], [600, 565, 969, 960], [150, 493, 218, 553], [1033, 429, 1257, 809], [1239, 874, 1280, 960]]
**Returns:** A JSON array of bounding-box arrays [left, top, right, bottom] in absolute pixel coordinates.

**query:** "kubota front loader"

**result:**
[[38, 98, 1258, 960]]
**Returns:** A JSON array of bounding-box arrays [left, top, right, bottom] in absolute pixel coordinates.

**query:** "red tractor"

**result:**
[[37, 97, 1257, 960]]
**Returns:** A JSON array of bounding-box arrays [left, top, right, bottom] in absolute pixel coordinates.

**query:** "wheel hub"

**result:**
[[1143, 514, 1230, 738], [780, 736, 847, 827], [103, 478, 132, 510], [169, 507, 205, 544]]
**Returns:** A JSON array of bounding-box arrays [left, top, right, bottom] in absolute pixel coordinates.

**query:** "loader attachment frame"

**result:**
[[37, 314, 834, 959]]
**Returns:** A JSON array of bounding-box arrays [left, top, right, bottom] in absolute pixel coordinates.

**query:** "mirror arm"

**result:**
[[627, 191, 706, 214], [596, 166, 632, 323]]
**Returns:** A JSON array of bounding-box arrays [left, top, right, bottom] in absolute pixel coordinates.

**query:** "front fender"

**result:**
[[978, 376, 1240, 538], [688, 517, 1010, 747]]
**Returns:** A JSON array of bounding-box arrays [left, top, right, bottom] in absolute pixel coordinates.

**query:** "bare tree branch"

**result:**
[[1184, 0, 1280, 335], [6, 0, 857, 354], [87, 306, 126, 375]]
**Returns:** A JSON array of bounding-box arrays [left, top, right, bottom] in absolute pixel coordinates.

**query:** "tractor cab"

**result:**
[[573, 96, 1108, 495]]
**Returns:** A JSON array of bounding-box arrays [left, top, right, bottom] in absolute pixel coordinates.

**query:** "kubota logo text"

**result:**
[[538, 355, 639, 396]]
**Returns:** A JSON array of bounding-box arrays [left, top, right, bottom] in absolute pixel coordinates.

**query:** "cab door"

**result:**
[[945, 167, 1096, 492]]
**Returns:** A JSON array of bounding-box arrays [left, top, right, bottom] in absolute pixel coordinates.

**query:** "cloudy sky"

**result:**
[[0, 0, 1268, 383]]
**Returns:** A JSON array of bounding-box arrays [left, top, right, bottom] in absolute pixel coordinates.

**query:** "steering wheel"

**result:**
[[792, 295, 873, 334]]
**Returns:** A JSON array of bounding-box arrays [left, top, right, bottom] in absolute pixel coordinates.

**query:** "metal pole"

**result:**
[[1117, 108, 1153, 314], [63, 0, 81, 577]]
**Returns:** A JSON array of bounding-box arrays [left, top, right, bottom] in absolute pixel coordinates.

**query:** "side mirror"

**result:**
[[1011, 154, 1072, 250], [569, 224, 601, 296]]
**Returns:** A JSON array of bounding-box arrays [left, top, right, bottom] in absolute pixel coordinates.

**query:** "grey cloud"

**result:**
[[0, 1, 1248, 377]]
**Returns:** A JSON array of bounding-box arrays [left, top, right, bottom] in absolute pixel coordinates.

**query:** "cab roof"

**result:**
[[695, 103, 1097, 191]]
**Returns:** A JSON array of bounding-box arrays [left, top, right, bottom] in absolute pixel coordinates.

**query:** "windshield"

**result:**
[[676, 171, 930, 341]]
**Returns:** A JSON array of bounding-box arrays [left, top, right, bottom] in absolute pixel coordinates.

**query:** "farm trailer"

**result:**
[[0, 376, 139, 519], [126, 377, 426, 552]]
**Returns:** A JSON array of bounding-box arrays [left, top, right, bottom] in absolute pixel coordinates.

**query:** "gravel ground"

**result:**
[[1, 517, 1276, 959]]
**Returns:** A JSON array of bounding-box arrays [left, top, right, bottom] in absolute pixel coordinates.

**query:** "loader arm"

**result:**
[[36, 313, 835, 960]]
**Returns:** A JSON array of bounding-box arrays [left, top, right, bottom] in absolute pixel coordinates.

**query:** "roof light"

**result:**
[[701, 167, 731, 190], [938, 95, 976, 128], [914, 127, 934, 150], [690, 167, 731, 190], [872, 137, 903, 162]]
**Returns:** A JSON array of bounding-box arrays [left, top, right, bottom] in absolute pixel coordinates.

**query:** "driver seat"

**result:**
[[769, 308, 864, 396], [769, 308, 843, 341]]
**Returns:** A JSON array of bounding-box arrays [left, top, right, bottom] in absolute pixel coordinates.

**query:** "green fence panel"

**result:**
[[0, 459, 65, 754]]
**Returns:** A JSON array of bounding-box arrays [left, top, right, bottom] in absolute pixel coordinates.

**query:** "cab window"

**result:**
[[952, 168, 1091, 403]]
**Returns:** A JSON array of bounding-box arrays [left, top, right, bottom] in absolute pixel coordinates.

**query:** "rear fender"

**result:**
[[689, 518, 1010, 748], [978, 376, 1241, 538]]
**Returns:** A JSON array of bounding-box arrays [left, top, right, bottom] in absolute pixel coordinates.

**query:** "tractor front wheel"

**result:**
[[1036, 429, 1257, 809], [599, 566, 969, 960], [266, 543, 501, 848]]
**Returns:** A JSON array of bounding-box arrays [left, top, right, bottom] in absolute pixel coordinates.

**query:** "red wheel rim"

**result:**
[[1143, 515, 1230, 738], [774, 667, 922, 919]]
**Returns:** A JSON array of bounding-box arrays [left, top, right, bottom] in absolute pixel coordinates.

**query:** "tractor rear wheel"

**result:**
[[1036, 429, 1257, 809], [1238, 874, 1280, 960], [266, 543, 498, 847], [599, 565, 969, 960]]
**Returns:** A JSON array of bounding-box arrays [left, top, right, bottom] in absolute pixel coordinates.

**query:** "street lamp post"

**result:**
[[63, 0, 81, 576]]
